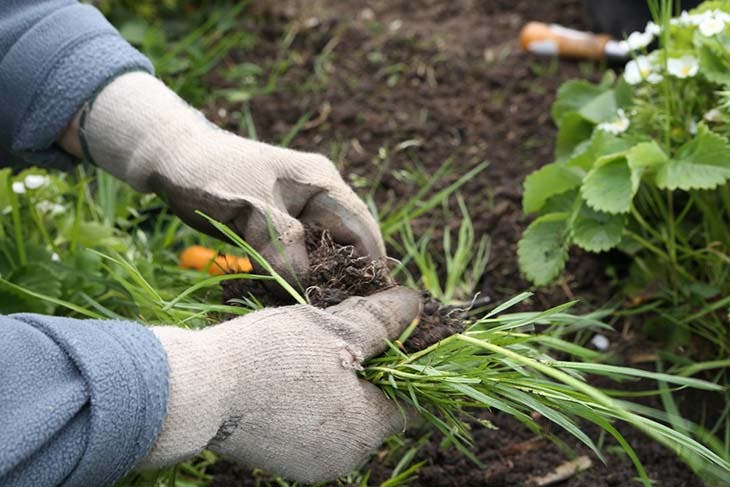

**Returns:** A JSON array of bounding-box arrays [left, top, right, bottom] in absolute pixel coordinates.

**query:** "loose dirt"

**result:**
[[204, 0, 709, 485], [224, 226, 467, 353]]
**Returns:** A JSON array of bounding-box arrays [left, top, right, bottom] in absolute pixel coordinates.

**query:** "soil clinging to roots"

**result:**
[[222, 227, 467, 352]]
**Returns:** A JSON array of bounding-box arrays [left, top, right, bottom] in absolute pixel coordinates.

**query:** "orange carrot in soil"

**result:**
[[179, 245, 253, 275]]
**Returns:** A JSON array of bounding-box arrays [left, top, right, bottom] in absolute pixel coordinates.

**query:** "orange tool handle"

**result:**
[[179, 245, 253, 276], [519, 22, 612, 60]]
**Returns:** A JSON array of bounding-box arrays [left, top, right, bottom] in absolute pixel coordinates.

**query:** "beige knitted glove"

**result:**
[[141, 287, 421, 483], [79, 72, 384, 282]]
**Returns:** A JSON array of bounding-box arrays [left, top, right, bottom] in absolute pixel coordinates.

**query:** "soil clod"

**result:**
[[223, 227, 468, 353]]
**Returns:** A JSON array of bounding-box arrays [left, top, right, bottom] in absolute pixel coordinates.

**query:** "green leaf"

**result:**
[[542, 188, 579, 214], [551, 80, 607, 124], [1, 263, 64, 314], [555, 113, 595, 159], [62, 221, 127, 252], [698, 44, 730, 85], [655, 128, 730, 190], [522, 163, 583, 214], [518, 213, 570, 285], [626, 141, 668, 190], [572, 204, 627, 252], [119, 20, 149, 45], [614, 76, 634, 109], [578, 90, 618, 124], [581, 157, 634, 214], [567, 130, 634, 171], [0, 168, 11, 211], [626, 141, 668, 171]]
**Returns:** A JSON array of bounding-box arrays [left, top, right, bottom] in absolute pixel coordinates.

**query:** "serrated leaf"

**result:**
[[542, 188, 580, 214], [518, 213, 570, 286], [567, 130, 634, 171], [580, 156, 636, 214], [626, 141, 668, 170], [626, 141, 668, 189], [551, 80, 607, 124], [572, 204, 627, 252], [655, 127, 730, 190], [522, 163, 583, 213], [581, 157, 634, 214]]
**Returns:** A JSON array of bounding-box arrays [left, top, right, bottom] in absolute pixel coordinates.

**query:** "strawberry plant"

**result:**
[[518, 0, 730, 353]]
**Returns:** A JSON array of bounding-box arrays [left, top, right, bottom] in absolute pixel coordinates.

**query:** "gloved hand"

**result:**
[[77, 71, 384, 282], [141, 287, 421, 483]]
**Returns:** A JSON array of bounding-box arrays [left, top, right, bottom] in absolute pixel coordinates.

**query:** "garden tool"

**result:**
[[519, 22, 628, 61]]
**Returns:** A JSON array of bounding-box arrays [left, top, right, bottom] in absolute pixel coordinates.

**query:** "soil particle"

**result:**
[[304, 228, 395, 308], [404, 292, 467, 353]]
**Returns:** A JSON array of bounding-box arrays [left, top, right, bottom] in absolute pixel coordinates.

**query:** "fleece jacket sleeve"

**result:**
[[0, 0, 153, 170], [0, 314, 170, 487]]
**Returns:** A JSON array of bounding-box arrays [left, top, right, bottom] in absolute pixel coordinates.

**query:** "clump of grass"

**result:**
[[365, 294, 729, 485], [208, 214, 730, 486]]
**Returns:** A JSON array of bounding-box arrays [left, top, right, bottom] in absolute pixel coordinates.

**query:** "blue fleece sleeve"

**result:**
[[0, 314, 169, 487], [0, 0, 153, 170]]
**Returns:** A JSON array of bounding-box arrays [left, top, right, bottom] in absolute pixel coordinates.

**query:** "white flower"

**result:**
[[667, 55, 699, 78], [688, 118, 698, 135], [591, 334, 610, 351], [24, 174, 49, 190], [51, 253, 60, 262], [12, 181, 26, 194], [704, 108, 723, 122], [714, 10, 730, 23], [36, 201, 66, 216], [597, 109, 630, 134], [1, 206, 11, 215], [645, 21, 661, 36], [699, 16, 725, 36], [626, 30, 654, 50], [671, 10, 694, 26], [624, 55, 663, 84]]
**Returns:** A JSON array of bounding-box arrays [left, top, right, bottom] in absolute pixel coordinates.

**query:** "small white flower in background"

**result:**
[[667, 55, 699, 78], [688, 118, 698, 135], [591, 334, 610, 351], [715, 10, 730, 23], [699, 15, 725, 36], [704, 108, 723, 122], [12, 181, 26, 194], [645, 21, 661, 36], [671, 10, 694, 26], [24, 174, 49, 190], [626, 30, 654, 50], [36, 200, 65, 216], [1, 206, 11, 215], [624, 55, 663, 85], [51, 253, 60, 262], [597, 109, 630, 134]]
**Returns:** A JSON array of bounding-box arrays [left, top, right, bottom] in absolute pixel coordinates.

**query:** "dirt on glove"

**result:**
[[222, 227, 467, 353]]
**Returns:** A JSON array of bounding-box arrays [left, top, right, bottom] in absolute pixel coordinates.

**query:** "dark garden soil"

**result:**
[[204, 1, 711, 485]]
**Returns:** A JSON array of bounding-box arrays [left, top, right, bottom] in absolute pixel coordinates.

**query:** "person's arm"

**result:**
[[0, 288, 420, 486], [1, 0, 384, 283], [0, 314, 169, 487], [0, 0, 153, 170]]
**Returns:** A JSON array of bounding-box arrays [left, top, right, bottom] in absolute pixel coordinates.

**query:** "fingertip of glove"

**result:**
[[367, 286, 423, 328]]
